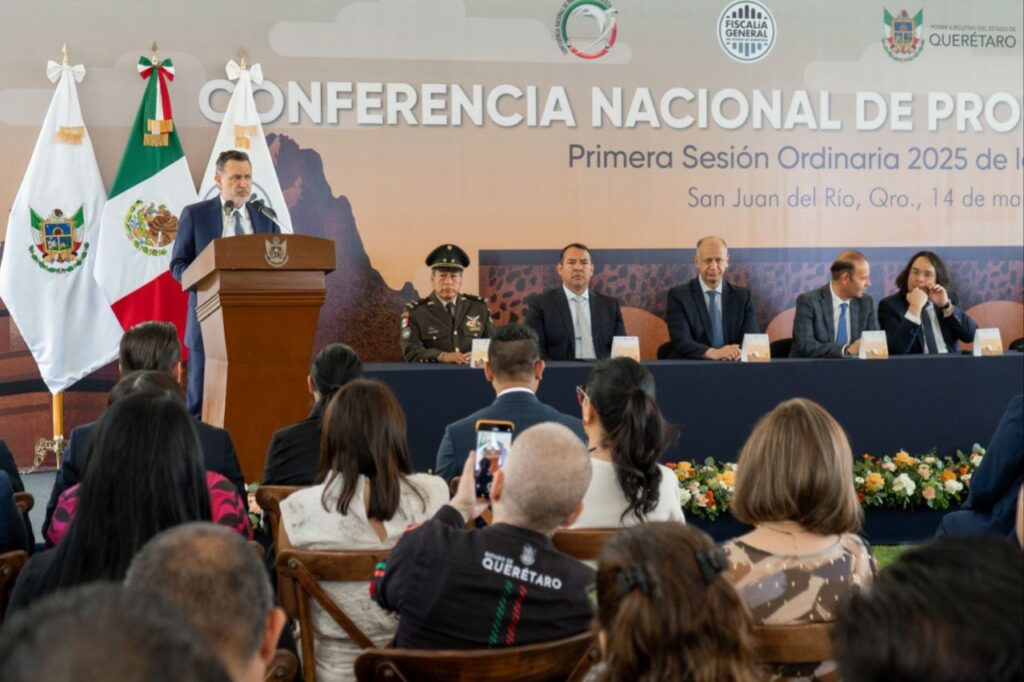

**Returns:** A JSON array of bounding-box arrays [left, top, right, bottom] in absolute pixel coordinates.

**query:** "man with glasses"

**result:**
[[400, 244, 495, 363]]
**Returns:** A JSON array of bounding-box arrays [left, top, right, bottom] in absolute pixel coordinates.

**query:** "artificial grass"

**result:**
[[874, 544, 914, 569]]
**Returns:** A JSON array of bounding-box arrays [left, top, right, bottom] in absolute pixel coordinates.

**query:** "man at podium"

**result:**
[[171, 150, 280, 417]]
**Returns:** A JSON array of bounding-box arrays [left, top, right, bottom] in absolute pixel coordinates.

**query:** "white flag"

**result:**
[[0, 61, 122, 393], [198, 60, 293, 233]]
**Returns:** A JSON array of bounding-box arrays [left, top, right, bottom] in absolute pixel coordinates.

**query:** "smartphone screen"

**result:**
[[474, 420, 514, 499]]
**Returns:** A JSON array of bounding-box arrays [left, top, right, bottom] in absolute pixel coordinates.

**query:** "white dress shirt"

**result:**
[[219, 197, 253, 238]]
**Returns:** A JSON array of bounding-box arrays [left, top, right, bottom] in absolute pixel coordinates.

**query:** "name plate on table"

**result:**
[[741, 334, 771, 362], [973, 328, 1003, 356], [611, 336, 641, 361], [859, 331, 889, 359], [471, 339, 490, 368]]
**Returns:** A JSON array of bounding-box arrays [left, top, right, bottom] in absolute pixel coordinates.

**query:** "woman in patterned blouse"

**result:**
[[723, 398, 878, 681]]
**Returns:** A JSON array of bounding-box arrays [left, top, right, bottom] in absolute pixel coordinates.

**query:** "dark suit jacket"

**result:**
[[43, 419, 246, 539], [262, 404, 324, 486], [169, 197, 279, 352], [523, 287, 626, 361], [434, 391, 587, 482], [877, 292, 977, 355], [961, 395, 1024, 537], [790, 284, 878, 358], [1, 439, 34, 550], [0, 471, 29, 555], [665, 278, 759, 359]]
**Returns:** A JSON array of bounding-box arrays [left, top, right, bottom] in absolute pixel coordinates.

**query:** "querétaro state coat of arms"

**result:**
[[124, 199, 179, 256], [883, 8, 924, 62], [29, 207, 89, 274]]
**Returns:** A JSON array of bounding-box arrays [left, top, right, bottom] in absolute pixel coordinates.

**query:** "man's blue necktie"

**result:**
[[232, 209, 244, 237], [708, 291, 725, 348], [836, 302, 849, 346]]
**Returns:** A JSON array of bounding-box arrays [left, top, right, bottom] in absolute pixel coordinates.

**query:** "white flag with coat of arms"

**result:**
[[0, 60, 122, 392]]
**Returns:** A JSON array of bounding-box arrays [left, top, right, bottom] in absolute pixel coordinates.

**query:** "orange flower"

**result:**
[[857, 491, 865, 502], [893, 451, 916, 468], [716, 470, 736, 487], [676, 461, 695, 478], [922, 486, 937, 501], [705, 491, 716, 505], [862, 454, 875, 462], [940, 469, 957, 483], [959, 465, 970, 475], [865, 472, 885, 493]]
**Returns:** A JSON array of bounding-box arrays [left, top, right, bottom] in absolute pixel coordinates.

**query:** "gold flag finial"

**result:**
[[62, 42, 69, 66], [239, 48, 248, 69], [150, 41, 159, 64]]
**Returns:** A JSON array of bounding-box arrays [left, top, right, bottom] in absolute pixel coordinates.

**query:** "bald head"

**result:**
[[694, 236, 730, 288], [493, 423, 591, 534]]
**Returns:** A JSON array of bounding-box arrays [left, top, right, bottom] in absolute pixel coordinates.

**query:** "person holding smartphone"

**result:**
[[878, 251, 978, 355]]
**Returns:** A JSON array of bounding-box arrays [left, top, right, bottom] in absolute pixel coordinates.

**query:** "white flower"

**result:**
[[854, 476, 865, 485], [883, 461, 897, 472], [696, 493, 709, 508], [923, 456, 937, 465], [679, 487, 693, 505], [688, 481, 701, 494], [943, 480, 964, 495], [962, 473, 972, 486], [970, 453, 983, 467], [892, 473, 916, 497]]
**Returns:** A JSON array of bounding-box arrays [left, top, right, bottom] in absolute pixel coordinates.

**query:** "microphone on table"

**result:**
[[249, 194, 283, 230]]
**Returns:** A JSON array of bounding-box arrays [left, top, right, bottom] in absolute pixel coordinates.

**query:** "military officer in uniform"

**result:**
[[400, 244, 496, 363]]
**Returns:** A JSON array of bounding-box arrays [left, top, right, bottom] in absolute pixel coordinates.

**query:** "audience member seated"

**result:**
[[373, 423, 594, 649], [0, 471, 29, 554], [878, 250, 978, 355], [43, 321, 245, 538], [0, 582, 230, 682], [126, 523, 287, 682], [0, 439, 34, 549], [7, 390, 212, 613], [263, 343, 363, 486], [836, 535, 1023, 682], [937, 394, 1023, 539], [45, 372, 250, 546], [593, 522, 755, 682], [723, 397, 876, 681], [280, 379, 448, 681], [434, 323, 586, 482], [571, 357, 683, 527]]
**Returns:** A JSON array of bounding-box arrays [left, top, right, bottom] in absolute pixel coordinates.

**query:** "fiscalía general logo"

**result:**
[[556, 0, 618, 60], [123, 200, 179, 256], [883, 8, 924, 62], [28, 207, 89, 274], [718, 1, 777, 63]]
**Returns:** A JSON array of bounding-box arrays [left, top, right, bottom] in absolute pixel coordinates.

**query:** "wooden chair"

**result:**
[[753, 623, 837, 682], [276, 548, 391, 682], [963, 300, 1024, 354], [265, 649, 299, 682], [552, 528, 617, 562], [621, 306, 670, 361], [766, 307, 796, 343], [256, 486, 304, 547], [13, 491, 33, 515], [353, 630, 597, 682], [0, 550, 29, 624]]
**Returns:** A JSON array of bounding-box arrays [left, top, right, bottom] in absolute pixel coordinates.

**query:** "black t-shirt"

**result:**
[[373, 505, 594, 649]]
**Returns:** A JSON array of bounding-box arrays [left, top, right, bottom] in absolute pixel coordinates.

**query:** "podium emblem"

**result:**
[[264, 236, 289, 267]]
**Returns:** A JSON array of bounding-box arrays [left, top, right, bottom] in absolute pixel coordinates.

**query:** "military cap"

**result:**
[[425, 244, 470, 271]]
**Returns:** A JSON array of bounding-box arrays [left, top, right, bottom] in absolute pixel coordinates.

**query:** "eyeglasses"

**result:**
[[575, 385, 589, 405]]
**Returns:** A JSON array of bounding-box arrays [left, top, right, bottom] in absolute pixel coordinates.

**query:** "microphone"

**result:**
[[248, 194, 283, 229], [223, 199, 235, 216]]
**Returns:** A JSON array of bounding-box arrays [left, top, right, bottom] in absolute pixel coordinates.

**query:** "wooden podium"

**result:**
[[182, 234, 335, 483]]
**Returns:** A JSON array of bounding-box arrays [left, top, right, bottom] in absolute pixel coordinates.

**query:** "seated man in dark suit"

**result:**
[[791, 251, 879, 358], [937, 394, 1023, 538], [0, 439, 34, 550], [878, 251, 978, 355], [666, 235, 758, 360], [42, 321, 245, 539], [434, 324, 586, 482], [524, 243, 625, 361]]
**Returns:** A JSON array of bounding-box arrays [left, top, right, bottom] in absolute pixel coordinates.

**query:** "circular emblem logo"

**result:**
[[123, 200, 180, 256], [556, 0, 618, 60], [718, 1, 776, 63]]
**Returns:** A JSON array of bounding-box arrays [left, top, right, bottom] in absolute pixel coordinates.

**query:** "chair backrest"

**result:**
[[255, 485, 304, 547], [621, 306, 669, 361], [0, 550, 29, 624], [353, 631, 597, 682], [276, 548, 392, 682], [552, 528, 617, 562], [963, 300, 1024, 353], [13, 492, 33, 515], [753, 622, 835, 667], [265, 649, 299, 682], [766, 307, 796, 343]]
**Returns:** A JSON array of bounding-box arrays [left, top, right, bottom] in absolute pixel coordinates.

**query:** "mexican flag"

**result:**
[[93, 55, 196, 356], [0, 60, 123, 393], [198, 59, 293, 233]]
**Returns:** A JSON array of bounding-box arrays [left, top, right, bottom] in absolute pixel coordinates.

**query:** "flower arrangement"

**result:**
[[667, 445, 984, 521]]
